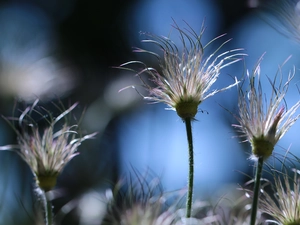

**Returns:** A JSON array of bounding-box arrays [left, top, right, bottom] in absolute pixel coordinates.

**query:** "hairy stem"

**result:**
[[250, 156, 264, 225], [184, 118, 194, 218], [42, 190, 53, 225]]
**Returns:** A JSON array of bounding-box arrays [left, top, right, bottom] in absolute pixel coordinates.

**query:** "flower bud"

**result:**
[[251, 137, 274, 159], [175, 101, 199, 119], [36, 173, 59, 192]]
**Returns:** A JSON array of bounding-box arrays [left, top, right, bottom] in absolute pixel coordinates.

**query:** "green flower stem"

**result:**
[[42, 190, 53, 225], [47, 198, 53, 225], [184, 118, 194, 218], [250, 156, 264, 225]]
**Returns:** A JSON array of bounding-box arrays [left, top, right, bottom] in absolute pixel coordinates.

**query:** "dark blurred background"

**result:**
[[0, 0, 300, 224]]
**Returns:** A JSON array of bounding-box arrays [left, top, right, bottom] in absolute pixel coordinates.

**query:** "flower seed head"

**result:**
[[121, 21, 245, 120], [1, 100, 97, 191], [260, 169, 300, 225], [233, 57, 300, 159]]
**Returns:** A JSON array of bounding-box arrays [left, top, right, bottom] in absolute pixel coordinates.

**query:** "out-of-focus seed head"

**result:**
[[1, 100, 97, 191], [261, 169, 300, 225]]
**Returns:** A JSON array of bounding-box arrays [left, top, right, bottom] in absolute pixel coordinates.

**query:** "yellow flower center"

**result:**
[[175, 101, 199, 119], [251, 137, 274, 159], [36, 173, 59, 191]]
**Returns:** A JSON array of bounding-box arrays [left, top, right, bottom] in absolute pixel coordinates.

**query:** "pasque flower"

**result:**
[[233, 58, 300, 159], [121, 21, 245, 218], [1, 100, 97, 191], [233, 57, 300, 225], [121, 22, 245, 120], [260, 169, 300, 225]]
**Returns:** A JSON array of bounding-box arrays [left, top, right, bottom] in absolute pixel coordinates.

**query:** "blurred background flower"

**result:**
[[0, 0, 300, 224], [0, 3, 77, 103]]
